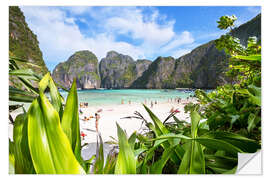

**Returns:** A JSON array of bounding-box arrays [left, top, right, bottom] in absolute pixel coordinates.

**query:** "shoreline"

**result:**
[[79, 98, 197, 144], [8, 98, 198, 145]]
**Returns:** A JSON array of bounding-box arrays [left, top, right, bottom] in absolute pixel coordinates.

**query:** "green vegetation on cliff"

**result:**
[[9, 6, 48, 75], [52, 50, 100, 89]]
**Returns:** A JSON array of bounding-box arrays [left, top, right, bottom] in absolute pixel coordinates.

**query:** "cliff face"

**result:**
[[52, 50, 100, 89], [51, 13, 260, 90], [231, 14, 261, 46], [135, 59, 152, 78], [99, 51, 151, 88], [172, 41, 228, 88], [131, 13, 261, 89], [9, 6, 48, 75], [131, 57, 175, 89]]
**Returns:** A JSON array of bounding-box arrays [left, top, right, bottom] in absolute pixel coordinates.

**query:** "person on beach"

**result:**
[[129, 100, 131, 105], [155, 100, 157, 105], [80, 131, 86, 140], [151, 101, 153, 108], [95, 113, 100, 132], [121, 99, 124, 104], [79, 108, 83, 114], [83, 116, 89, 121]]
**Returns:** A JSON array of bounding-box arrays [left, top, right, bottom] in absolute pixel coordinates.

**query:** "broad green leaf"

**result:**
[[27, 93, 85, 174], [143, 105, 183, 163], [234, 54, 261, 61], [13, 113, 35, 174], [195, 137, 243, 154], [128, 131, 137, 149], [84, 155, 96, 174], [191, 111, 200, 138], [115, 123, 136, 174], [9, 86, 37, 102], [9, 69, 40, 81], [205, 155, 237, 174], [9, 140, 15, 174], [247, 113, 256, 132], [39, 73, 63, 115], [178, 141, 205, 174], [200, 131, 260, 153], [9, 154, 15, 174], [61, 79, 82, 163], [178, 111, 205, 174], [150, 147, 175, 174], [143, 104, 169, 135]]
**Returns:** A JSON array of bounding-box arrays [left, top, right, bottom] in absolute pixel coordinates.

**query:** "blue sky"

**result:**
[[20, 6, 261, 72]]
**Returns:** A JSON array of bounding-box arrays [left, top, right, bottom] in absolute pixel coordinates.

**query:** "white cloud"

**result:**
[[105, 8, 175, 47], [161, 31, 194, 52], [20, 6, 195, 70], [171, 49, 191, 59], [21, 6, 145, 63]]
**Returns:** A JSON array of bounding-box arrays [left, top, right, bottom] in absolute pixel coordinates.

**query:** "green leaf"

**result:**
[[9, 140, 15, 174], [115, 123, 136, 174], [128, 131, 137, 149], [94, 133, 105, 174], [150, 147, 175, 174], [178, 141, 205, 174], [39, 73, 63, 115], [195, 137, 243, 154], [205, 155, 237, 174], [9, 86, 37, 102], [247, 113, 260, 132], [200, 132, 260, 153], [61, 79, 82, 163], [9, 69, 41, 81], [13, 113, 35, 174], [191, 111, 201, 138], [143, 104, 183, 163], [234, 54, 261, 61], [84, 155, 96, 174], [178, 111, 205, 174], [103, 150, 117, 174], [27, 93, 85, 174]]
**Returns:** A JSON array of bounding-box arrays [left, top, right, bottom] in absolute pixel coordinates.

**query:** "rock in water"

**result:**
[[52, 50, 100, 89]]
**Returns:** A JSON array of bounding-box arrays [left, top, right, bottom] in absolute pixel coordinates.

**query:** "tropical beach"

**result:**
[[78, 95, 196, 144], [8, 6, 261, 175]]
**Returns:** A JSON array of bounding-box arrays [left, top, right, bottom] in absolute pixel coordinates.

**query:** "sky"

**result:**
[[20, 6, 261, 72]]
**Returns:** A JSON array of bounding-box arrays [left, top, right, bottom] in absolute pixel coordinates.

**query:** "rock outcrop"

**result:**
[[172, 41, 228, 88], [52, 50, 100, 89], [131, 57, 176, 89], [51, 13, 260, 90], [131, 13, 261, 89], [9, 6, 48, 75], [231, 13, 261, 46], [99, 51, 151, 88]]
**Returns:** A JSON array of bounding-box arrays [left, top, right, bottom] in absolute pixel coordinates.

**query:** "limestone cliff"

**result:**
[[52, 50, 100, 89]]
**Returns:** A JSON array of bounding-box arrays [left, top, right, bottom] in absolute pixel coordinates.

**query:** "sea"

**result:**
[[9, 89, 195, 111], [59, 89, 195, 106]]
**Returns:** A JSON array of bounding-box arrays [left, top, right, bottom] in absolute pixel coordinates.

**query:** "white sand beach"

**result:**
[[79, 98, 197, 145], [8, 98, 197, 146]]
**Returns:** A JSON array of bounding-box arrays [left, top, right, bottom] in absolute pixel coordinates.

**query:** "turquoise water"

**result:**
[[60, 89, 194, 106]]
